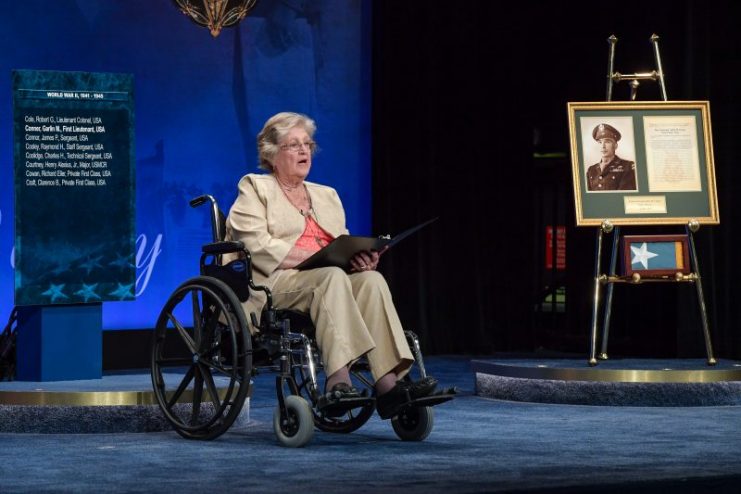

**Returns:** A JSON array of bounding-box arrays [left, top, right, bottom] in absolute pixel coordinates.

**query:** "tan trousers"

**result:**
[[270, 267, 414, 382]]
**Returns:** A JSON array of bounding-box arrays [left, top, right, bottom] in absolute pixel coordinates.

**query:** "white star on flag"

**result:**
[[630, 242, 659, 269]]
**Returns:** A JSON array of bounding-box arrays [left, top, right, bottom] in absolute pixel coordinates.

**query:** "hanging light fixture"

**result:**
[[173, 0, 257, 38]]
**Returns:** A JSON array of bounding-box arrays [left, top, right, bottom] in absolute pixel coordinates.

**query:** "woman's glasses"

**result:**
[[280, 141, 317, 153]]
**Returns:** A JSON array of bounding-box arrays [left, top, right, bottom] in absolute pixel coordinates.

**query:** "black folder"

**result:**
[[296, 217, 438, 271]]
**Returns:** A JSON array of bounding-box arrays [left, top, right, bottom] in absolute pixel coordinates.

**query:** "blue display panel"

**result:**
[[0, 1, 371, 329], [13, 70, 136, 305]]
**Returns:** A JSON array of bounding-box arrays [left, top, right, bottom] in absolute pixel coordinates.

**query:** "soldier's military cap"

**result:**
[[592, 123, 621, 142]]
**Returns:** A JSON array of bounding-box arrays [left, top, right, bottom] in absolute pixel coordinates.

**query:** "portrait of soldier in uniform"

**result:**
[[586, 123, 637, 192]]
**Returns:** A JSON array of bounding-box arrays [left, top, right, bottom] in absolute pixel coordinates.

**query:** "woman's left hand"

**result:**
[[350, 250, 380, 272]]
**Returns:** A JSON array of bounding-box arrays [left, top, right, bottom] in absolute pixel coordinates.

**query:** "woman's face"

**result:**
[[272, 126, 313, 181]]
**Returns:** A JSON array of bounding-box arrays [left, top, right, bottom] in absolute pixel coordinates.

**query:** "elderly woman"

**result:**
[[225, 112, 437, 419]]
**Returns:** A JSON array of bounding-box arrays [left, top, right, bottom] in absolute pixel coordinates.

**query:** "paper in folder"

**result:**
[[296, 217, 438, 271]]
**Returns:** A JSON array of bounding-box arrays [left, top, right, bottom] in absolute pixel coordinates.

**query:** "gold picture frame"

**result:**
[[567, 101, 719, 226]]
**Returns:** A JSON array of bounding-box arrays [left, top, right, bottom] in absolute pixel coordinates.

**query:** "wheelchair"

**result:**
[[150, 194, 454, 447]]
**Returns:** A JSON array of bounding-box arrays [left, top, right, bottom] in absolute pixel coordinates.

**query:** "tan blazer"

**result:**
[[225, 173, 348, 324]]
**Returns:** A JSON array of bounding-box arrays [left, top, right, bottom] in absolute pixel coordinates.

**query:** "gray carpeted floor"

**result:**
[[1, 355, 741, 493]]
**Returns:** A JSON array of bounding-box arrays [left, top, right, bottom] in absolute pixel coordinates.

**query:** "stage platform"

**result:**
[[473, 358, 741, 407], [0, 371, 250, 433], [4, 356, 741, 434]]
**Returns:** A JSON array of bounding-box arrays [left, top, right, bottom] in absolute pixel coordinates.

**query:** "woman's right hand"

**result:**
[[350, 249, 383, 272]]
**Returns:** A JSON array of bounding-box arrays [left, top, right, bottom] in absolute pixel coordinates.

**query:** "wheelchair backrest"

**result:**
[[191, 194, 251, 302]]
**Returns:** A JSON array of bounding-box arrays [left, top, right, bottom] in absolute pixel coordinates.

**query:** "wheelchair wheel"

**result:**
[[151, 276, 252, 440], [392, 406, 434, 441], [273, 395, 314, 448]]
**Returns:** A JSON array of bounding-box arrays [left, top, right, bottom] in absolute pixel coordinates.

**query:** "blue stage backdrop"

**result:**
[[0, 1, 371, 329]]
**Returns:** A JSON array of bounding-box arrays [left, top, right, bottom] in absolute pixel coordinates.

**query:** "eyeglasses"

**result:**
[[279, 141, 317, 153]]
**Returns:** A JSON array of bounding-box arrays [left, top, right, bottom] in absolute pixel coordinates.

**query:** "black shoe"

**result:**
[[398, 376, 438, 399], [376, 376, 438, 420], [317, 383, 361, 418], [325, 382, 361, 399]]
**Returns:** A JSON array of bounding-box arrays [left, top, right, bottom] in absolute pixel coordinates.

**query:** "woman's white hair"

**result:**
[[256, 112, 317, 171]]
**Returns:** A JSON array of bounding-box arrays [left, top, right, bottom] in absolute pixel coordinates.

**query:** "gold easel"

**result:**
[[588, 34, 716, 366]]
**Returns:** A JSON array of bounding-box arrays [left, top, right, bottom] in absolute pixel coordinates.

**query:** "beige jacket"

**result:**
[[225, 173, 348, 324]]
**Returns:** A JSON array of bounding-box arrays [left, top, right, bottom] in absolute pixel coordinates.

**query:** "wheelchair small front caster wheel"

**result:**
[[391, 406, 434, 441], [273, 395, 314, 447]]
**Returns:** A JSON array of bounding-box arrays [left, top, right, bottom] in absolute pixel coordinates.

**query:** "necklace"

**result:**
[[276, 175, 313, 216], [299, 193, 315, 217], [275, 174, 301, 191]]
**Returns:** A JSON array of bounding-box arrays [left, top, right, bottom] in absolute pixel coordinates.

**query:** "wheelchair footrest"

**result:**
[[406, 387, 457, 408], [379, 387, 458, 420], [317, 393, 374, 418]]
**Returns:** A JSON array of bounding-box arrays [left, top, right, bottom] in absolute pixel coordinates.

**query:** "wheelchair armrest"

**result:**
[[202, 241, 244, 255]]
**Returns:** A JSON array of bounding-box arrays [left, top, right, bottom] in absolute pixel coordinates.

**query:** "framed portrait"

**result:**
[[567, 101, 719, 226], [621, 234, 691, 277]]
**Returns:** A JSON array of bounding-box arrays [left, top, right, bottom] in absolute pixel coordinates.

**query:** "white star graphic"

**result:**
[[109, 254, 134, 270], [41, 283, 69, 303], [630, 242, 659, 270], [80, 255, 103, 275], [108, 283, 135, 300], [75, 283, 101, 303]]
